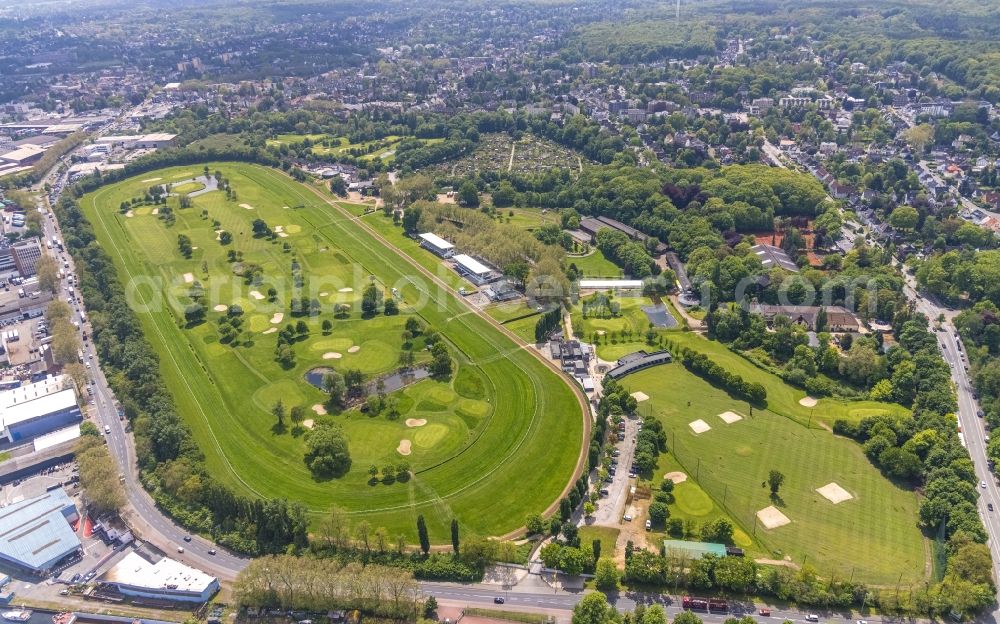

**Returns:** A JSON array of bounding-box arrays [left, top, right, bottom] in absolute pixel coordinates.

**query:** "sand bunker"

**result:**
[[719, 411, 743, 424], [323, 352, 342, 360], [213, 304, 228, 312], [274, 225, 284, 233], [270, 313, 284, 324], [689, 419, 711, 434], [311, 404, 327, 415], [405, 418, 427, 427], [125, 210, 134, 218], [338, 287, 353, 293], [799, 396, 818, 407], [347, 346, 360, 353], [397, 439, 412, 456], [240, 203, 254, 210], [319, 292, 329, 297], [183, 272, 194, 283], [262, 327, 277, 335], [141, 177, 162, 183], [278, 232, 289, 238], [816, 482, 853, 504], [631, 391, 649, 402], [664, 471, 688, 484], [152, 208, 159, 215], [302, 419, 315, 429], [249, 290, 265, 300], [757, 506, 791, 529]]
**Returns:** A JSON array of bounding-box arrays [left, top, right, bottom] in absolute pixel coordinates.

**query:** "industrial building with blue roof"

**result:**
[[0, 488, 80, 572]]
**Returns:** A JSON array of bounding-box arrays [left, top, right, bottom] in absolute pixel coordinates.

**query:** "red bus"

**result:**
[[708, 598, 729, 613], [682, 597, 709, 611]]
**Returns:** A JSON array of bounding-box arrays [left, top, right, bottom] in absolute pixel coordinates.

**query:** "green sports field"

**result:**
[[80, 163, 585, 541], [622, 356, 927, 585]]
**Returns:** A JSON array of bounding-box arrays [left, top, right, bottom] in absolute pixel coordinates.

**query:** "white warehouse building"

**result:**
[[99, 551, 220, 603], [418, 232, 455, 258]]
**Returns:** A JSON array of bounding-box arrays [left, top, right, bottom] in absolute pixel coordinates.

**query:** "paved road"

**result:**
[[422, 581, 896, 624], [902, 275, 1000, 610]]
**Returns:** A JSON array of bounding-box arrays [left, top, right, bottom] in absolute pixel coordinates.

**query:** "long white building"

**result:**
[[99, 551, 220, 603]]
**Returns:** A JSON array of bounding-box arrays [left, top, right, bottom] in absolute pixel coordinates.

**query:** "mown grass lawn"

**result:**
[[568, 249, 622, 278], [578, 525, 621, 559], [81, 163, 584, 542], [170, 181, 205, 194], [571, 295, 665, 343], [622, 362, 927, 585]]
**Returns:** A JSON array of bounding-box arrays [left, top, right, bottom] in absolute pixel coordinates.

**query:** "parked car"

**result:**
[[494, 597, 505, 604], [177, 546, 185, 553], [805, 615, 819, 622], [758, 609, 770, 617], [208, 548, 217, 555], [183, 535, 192, 542], [644, 519, 651, 530], [989, 503, 994, 512]]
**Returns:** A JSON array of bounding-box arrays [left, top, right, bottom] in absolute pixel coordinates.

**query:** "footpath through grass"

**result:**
[[81, 163, 584, 541]]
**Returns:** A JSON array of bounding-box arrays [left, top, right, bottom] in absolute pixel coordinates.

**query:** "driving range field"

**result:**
[[622, 356, 927, 585], [79, 163, 585, 540]]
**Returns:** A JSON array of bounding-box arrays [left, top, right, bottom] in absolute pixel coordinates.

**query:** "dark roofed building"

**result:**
[[751, 244, 799, 272], [605, 350, 672, 380], [749, 303, 861, 332]]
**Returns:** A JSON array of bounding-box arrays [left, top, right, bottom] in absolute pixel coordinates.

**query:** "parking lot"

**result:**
[[588, 415, 641, 527]]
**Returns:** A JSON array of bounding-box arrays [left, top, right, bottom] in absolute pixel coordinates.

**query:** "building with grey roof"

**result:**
[[0, 489, 80, 573], [751, 243, 799, 272]]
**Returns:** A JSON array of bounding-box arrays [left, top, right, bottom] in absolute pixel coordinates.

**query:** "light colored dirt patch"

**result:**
[[141, 177, 162, 183], [302, 418, 315, 429], [183, 272, 194, 283], [323, 352, 342, 360], [799, 396, 818, 407], [596, 330, 606, 335], [338, 287, 353, 293], [816, 482, 853, 504], [405, 418, 427, 428], [689, 419, 711, 434], [757, 505, 791, 529], [719, 410, 743, 424], [664, 471, 688, 484], [347, 346, 360, 353], [631, 391, 649, 402], [213, 304, 228, 312], [262, 327, 277, 335], [152, 208, 160, 215], [396, 439, 412, 456], [125, 210, 134, 218], [240, 203, 254, 210], [755, 557, 799, 569], [270, 313, 284, 324], [249, 290, 265, 300], [436, 193, 456, 204]]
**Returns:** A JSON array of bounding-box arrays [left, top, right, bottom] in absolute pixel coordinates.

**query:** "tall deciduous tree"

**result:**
[[36, 253, 60, 294]]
